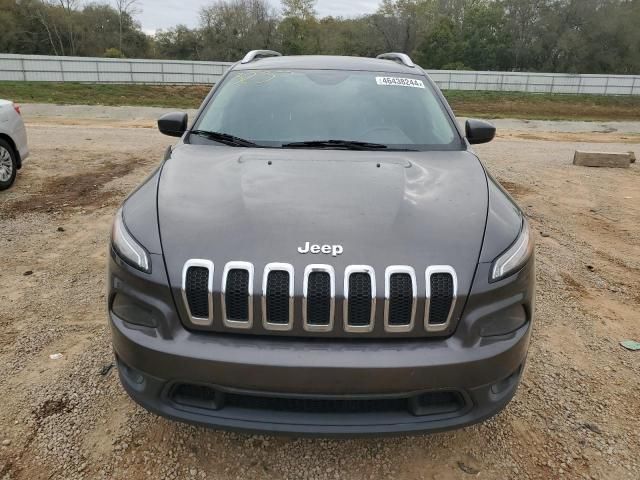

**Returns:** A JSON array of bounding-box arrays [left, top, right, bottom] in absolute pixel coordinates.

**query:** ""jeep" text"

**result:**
[[297, 242, 344, 257]]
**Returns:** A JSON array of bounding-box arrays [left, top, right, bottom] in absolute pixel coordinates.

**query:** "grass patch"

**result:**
[[0, 82, 210, 109], [1, 81, 639, 121], [445, 90, 640, 121]]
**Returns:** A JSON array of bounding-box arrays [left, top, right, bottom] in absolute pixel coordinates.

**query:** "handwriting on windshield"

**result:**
[[229, 71, 292, 86]]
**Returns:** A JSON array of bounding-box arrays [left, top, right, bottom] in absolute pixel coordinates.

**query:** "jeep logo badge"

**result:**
[[298, 242, 344, 257]]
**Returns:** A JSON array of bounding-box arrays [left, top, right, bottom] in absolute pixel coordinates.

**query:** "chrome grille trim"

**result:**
[[384, 266, 417, 333], [262, 263, 295, 331], [302, 264, 336, 333], [424, 265, 457, 333], [221, 261, 254, 329], [181, 259, 214, 326], [343, 265, 376, 333]]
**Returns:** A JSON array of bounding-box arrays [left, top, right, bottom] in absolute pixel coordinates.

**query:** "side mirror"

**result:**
[[158, 112, 188, 137], [465, 119, 496, 145]]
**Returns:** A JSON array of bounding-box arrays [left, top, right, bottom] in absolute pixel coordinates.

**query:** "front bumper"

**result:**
[[108, 250, 534, 436], [111, 312, 530, 436], [14, 121, 29, 167]]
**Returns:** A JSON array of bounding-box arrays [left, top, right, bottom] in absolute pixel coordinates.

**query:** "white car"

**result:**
[[0, 99, 29, 190]]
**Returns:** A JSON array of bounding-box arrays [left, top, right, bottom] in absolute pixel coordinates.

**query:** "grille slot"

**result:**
[[266, 271, 290, 324], [181, 260, 213, 326], [226, 270, 249, 320], [348, 274, 372, 325], [425, 266, 457, 332], [262, 263, 294, 331], [384, 267, 416, 332], [222, 262, 254, 328], [303, 265, 335, 332], [186, 267, 210, 318], [344, 266, 376, 332], [389, 274, 412, 324], [428, 274, 454, 324], [307, 272, 331, 325]]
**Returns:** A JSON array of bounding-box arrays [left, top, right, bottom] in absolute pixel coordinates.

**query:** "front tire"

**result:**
[[0, 139, 17, 191]]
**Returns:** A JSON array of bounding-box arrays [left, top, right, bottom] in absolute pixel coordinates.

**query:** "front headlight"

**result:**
[[111, 207, 151, 273], [491, 218, 533, 282]]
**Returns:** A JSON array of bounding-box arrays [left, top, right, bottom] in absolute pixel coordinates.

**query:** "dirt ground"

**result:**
[[0, 107, 639, 480]]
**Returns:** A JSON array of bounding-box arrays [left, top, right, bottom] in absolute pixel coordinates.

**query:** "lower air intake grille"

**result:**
[[225, 393, 407, 414], [265, 270, 290, 324], [169, 383, 467, 417], [348, 273, 372, 326], [307, 272, 331, 326], [388, 273, 413, 325], [428, 273, 454, 325], [225, 269, 250, 321], [185, 267, 209, 318]]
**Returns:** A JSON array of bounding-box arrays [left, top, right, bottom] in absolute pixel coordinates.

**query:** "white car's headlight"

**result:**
[[111, 207, 151, 273], [491, 218, 534, 282]]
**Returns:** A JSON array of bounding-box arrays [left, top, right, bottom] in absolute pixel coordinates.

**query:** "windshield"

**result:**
[[193, 69, 461, 151]]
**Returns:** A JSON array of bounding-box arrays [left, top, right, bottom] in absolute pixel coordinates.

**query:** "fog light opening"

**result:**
[[111, 293, 158, 328], [409, 391, 466, 417], [170, 384, 224, 411], [117, 356, 147, 389], [491, 364, 524, 396]]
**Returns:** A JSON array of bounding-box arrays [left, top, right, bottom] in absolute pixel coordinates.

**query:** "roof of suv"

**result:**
[[233, 55, 423, 74]]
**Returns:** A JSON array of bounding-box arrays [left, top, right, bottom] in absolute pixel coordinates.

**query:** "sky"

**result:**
[[137, 0, 381, 34]]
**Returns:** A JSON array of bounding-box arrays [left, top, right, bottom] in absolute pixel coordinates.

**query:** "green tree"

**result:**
[[462, 1, 512, 70], [414, 16, 464, 69], [113, 0, 141, 56], [281, 0, 316, 20], [199, 0, 278, 61], [154, 25, 202, 60], [279, 0, 318, 55]]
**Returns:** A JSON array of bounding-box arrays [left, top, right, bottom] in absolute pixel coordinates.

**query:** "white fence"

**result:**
[[1, 53, 639, 95], [428, 70, 640, 95], [0, 54, 232, 85]]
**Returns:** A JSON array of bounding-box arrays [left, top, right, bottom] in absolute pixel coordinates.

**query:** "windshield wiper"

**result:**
[[281, 139, 390, 150], [190, 130, 260, 148]]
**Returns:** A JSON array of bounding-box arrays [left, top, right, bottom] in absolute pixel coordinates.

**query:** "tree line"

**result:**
[[1, 0, 639, 74]]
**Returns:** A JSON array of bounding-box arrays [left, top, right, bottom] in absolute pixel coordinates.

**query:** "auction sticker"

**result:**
[[376, 77, 425, 88]]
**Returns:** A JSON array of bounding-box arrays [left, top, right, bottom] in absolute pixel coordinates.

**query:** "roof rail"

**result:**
[[376, 53, 416, 68], [241, 50, 282, 64]]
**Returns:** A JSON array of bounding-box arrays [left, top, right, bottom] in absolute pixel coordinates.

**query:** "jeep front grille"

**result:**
[[182, 261, 457, 336]]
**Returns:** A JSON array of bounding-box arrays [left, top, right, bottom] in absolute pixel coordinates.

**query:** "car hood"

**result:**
[[158, 145, 488, 297]]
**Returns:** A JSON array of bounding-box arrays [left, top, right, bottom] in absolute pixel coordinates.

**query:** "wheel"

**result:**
[[0, 139, 17, 191]]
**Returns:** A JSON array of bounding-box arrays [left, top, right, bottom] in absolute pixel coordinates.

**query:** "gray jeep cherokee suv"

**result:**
[[108, 51, 535, 436]]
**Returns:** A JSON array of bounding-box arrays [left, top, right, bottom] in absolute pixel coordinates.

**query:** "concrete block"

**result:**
[[573, 151, 631, 168], [628, 151, 636, 164]]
